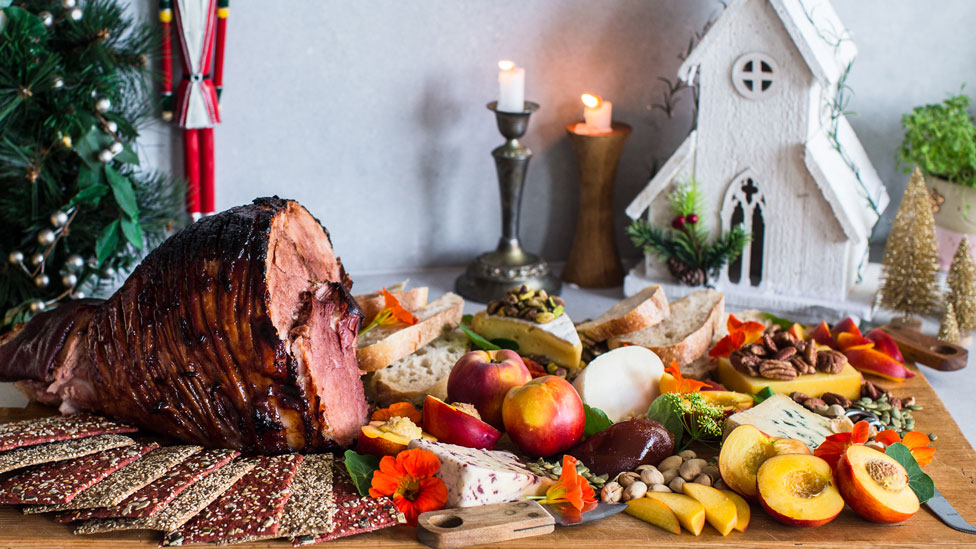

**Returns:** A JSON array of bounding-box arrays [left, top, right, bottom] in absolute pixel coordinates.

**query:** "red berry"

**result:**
[[671, 216, 686, 229], [687, 213, 699, 224]]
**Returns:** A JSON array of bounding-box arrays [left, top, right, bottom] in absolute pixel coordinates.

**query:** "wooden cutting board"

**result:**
[[2, 363, 976, 547]]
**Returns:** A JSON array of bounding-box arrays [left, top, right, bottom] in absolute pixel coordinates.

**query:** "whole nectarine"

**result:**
[[447, 350, 531, 429], [502, 375, 584, 457]]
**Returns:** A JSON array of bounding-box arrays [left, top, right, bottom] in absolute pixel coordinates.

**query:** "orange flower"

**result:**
[[875, 430, 936, 467], [360, 288, 418, 336], [369, 448, 448, 526], [709, 314, 766, 358], [371, 402, 422, 425], [814, 420, 872, 470], [531, 454, 596, 511], [664, 361, 709, 394]]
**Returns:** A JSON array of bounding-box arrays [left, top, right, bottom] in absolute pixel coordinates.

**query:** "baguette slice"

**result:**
[[354, 286, 429, 325], [576, 285, 670, 343], [608, 289, 724, 366], [365, 330, 469, 408], [357, 292, 464, 372]]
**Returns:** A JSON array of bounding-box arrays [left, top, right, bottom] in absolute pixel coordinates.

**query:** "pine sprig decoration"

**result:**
[[628, 179, 750, 286], [947, 237, 976, 332], [0, 0, 184, 329], [878, 167, 940, 320], [938, 303, 960, 344]]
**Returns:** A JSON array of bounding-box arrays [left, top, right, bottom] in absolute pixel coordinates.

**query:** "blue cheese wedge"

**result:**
[[408, 439, 553, 508], [724, 394, 835, 449], [472, 311, 582, 369]]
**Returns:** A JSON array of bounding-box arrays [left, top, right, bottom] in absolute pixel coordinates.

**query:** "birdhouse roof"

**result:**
[[677, 0, 858, 87], [625, 131, 696, 220]]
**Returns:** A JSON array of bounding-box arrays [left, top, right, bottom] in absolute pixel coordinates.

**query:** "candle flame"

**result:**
[[581, 93, 602, 108], [498, 60, 515, 71]]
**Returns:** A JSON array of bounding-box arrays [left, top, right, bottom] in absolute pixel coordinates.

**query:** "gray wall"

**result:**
[[140, 0, 976, 273]]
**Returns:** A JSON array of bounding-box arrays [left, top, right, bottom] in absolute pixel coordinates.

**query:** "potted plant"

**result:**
[[898, 92, 976, 268]]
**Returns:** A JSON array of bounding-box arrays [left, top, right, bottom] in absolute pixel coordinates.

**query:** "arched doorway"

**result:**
[[721, 170, 766, 287]]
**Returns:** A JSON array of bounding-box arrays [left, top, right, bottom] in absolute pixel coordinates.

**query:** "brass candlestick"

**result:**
[[562, 122, 631, 288], [455, 101, 561, 303]]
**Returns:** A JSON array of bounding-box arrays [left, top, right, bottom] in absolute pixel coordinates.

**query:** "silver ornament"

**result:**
[[61, 273, 78, 287], [98, 149, 114, 163], [39, 11, 53, 27], [105, 120, 118, 133], [37, 228, 56, 246], [50, 210, 68, 227], [29, 299, 47, 313], [87, 256, 98, 268], [8, 251, 23, 265], [34, 273, 50, 288], [61, 0, 77, 8], [95, 97, 111, 113], [69, 7, 82, 21], [66, 254, 84, 271], [109, 141, 123, 154], [31, 253, 45, 266], [53, 77, 64, 89], [102, 266, 116, 278], [70, 290, 85, 300], [91, 89, 98, 99]]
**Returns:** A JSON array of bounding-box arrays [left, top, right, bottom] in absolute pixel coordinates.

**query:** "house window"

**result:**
[[731, 53, 778, 100], [722, 173, 766, 288]]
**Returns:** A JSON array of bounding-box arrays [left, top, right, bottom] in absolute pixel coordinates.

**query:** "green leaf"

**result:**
[[583, 404, 613, 438], [77, 164, 101, 189], [69, 185, 108, 208], [761, 312, 795, 330], [885, 442, 935, 504], [120, 215, 144, 250], [75, 125, 116, 167], [489, 338, 519, 351], [343, 450, 381, 498], [461, 314, 473, 325], [95, 220, 121, 268], [104, 164, 140, 218], [647, 394, 683, 449], [115, 144, 139, 166], [752, 386, 776, 404], [458, 322, 501, 351]]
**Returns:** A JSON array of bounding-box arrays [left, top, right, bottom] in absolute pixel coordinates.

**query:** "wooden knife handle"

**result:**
[[879, 325, 968, 371], [417, 500, 555, 548]]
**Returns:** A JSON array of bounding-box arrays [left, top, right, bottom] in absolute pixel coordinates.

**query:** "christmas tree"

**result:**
[[0, 0, 184, 329], [878, 167, 940, 321], [938, 303, 960, 344], [947, 237, 976, 332]]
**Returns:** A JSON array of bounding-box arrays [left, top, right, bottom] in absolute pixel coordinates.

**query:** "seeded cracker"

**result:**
[[1, 442, 156, 506], [74, 458, 255, 535], [292, 469, 402, 546], [239, 454, 335, 543], [164, 454, 303, 546], [0, 433, 134, 474], [57, 448, 238, 522], [29, 445, 200, 514], [0, 413, 138, 452]]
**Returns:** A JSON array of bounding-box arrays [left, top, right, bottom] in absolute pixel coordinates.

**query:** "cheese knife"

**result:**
[[417, 500, 627, 548], [926, 487, 976, 534]]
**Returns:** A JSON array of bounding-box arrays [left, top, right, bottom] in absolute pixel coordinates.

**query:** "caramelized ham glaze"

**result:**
[[0, 197, 367, 453]]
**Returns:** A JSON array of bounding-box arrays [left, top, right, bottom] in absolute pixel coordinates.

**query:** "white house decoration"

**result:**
[[625, 0, 890, 319]]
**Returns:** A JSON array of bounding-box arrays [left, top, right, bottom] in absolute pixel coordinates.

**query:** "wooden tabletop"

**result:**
[[2, 363, 976, 547]]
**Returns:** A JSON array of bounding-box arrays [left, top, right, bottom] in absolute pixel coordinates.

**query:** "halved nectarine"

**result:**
[[422, 395, 501, 449], [624, 497, 681, 535], [645, 492, 706, 536], [683, 482, 737, 536], [836, 444, 919, 523], [719, 425, 810, 499], [356, 419, 435, 457], [757, 454, 844, 527]]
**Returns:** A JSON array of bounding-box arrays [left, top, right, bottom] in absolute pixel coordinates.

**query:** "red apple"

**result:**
[[422, 396, 501, 449], [502, 375, 585, 457], [447, 350, 531, 429]]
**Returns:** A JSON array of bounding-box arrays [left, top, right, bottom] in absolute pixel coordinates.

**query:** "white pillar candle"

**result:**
[[497, 60, 525, 113], [582, 93, 612, 131]]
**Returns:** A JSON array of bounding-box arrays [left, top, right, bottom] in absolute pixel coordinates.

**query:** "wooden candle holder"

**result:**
[[562, 122, 631, 288]]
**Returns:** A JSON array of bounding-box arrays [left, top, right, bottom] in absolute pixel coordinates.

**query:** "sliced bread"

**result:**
[[608, 289, 724, 366], [364, 329, 469, 407], [576, 285, 670, 343], [357, 292, 464, 372], [354, 286, 429, 325]]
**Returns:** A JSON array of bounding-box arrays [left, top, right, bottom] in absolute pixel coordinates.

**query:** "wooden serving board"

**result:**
[[2, 363, 976, 548]]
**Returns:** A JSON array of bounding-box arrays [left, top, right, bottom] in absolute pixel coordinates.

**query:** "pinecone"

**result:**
[[667, 258, 706, 286]]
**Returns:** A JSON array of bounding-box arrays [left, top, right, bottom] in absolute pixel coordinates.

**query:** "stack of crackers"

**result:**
[[0, 414, 402, 546]]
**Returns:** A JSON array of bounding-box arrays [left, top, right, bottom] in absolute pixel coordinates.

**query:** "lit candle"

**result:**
[[497, 60, 525, 113], [581, 93, 612, 132]]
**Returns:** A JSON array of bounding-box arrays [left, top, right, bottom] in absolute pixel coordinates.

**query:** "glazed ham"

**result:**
[[0, 198, 368, 453]]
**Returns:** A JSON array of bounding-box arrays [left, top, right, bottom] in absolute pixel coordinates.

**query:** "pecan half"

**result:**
[[804, 340, 817, 366], [821, 392, 852, 409], [759, 359, 797, 380], [774, 347, 797, 361], [772, 331, 796, 348], [745, 344, 767, 357], [802, 397, 827, 411], [762, 333, 778, 352], [816, 349, 847, 374], [790, 391, 810, 405], [790, 356, 816, 375]]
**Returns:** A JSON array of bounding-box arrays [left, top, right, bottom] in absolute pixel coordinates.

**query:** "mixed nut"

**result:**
[[486, 285, 565, 324], [730, 325, 847, 380], [526, 457, 609, 490], [599, 450, 725, 503], [792, 380, 927, 438]]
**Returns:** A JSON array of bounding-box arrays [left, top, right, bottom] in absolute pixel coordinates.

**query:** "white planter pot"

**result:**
[[928, 175, 976, 269]]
